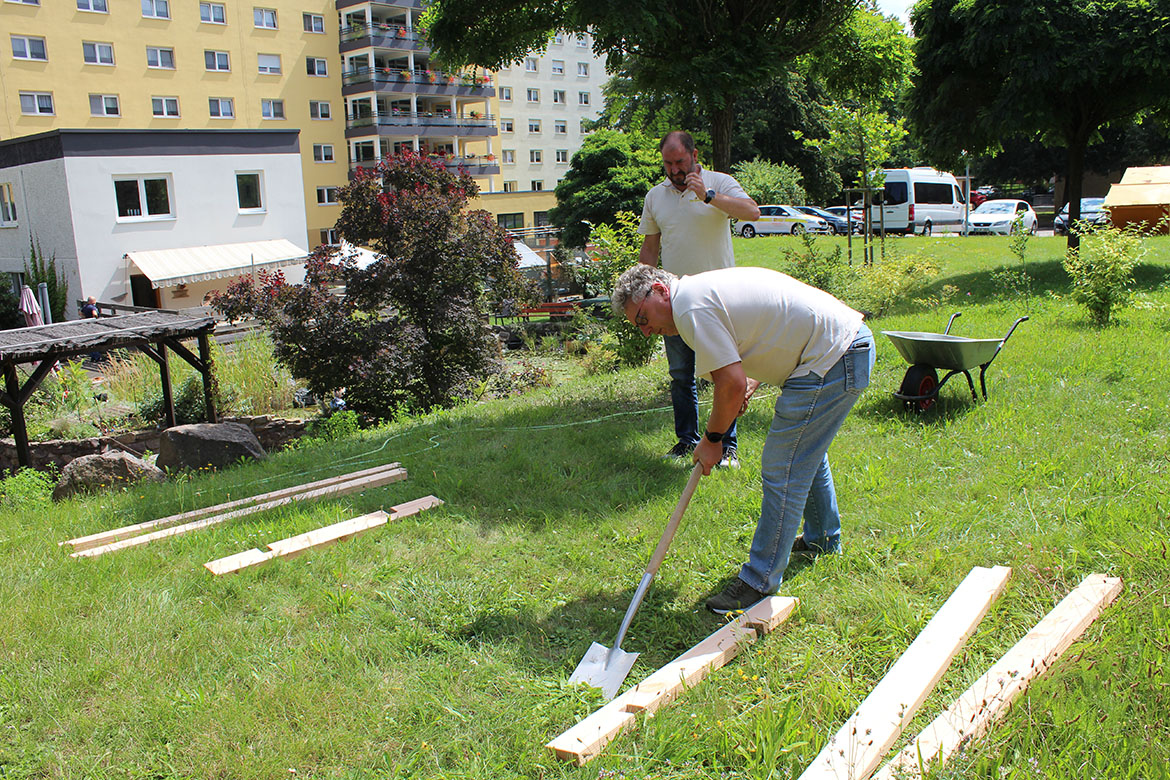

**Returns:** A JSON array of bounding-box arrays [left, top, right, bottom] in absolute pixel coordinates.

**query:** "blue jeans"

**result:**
[[739, 324, 874, 594], [664, 334, 737, 449]]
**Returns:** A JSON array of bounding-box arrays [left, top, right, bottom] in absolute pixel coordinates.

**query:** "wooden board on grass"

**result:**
[[547, 595, 798, 766], [73, 467, 407, 558], [873, 573, 1123, 780], [62, 462, 403, 552], [798, 565, 1012, 780]]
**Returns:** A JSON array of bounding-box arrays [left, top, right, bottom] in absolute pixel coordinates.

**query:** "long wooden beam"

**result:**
[[203, 495, 443, 575], [873, 573, 1123, 780], [798, 565, 1012, 780], [62, 462, 402, 552], [72, 467, 407, 558], [547, 595, 799, 766]]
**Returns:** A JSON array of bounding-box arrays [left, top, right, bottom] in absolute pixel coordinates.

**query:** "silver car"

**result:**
[[738, 205, 830, 238]]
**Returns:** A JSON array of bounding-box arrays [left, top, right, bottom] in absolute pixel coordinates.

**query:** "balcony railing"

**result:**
[[336, 0, 423, 10], [349, 154, 500, 174], [340, 23, 426, 46], [346, 111, 496, 129], [341, 66, 493, 91]]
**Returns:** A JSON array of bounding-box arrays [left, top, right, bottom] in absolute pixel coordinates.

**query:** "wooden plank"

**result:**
[[547, 596, 798, 766], [63, 462, 402, 552], [73, 468, 407, 558], [798, 565, 1012, 780], [204, 496, 444, 576], [873, 573, 1123, 780]]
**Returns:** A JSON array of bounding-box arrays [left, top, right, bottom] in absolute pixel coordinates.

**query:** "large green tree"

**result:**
[[424, 0, 858, 172], [908, 0, 1170, 246]]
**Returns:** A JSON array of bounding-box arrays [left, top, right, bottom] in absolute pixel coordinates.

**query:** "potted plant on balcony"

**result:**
[[399, 69, 411, 80], [396, 25, 405, 36], [425, 70, 436, 83], [468, 110, 481, 119]]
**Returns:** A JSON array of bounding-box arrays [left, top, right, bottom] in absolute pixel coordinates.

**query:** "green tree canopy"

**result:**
[[731, 158, 807, 205]]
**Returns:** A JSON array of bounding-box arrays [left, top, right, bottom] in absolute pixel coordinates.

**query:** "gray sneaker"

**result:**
[[718, 445, 739, 469]]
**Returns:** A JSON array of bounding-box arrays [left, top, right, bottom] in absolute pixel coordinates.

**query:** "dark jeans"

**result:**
[[664, 334, 737, 449]]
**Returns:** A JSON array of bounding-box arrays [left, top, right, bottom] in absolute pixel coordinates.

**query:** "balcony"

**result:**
[[341, 67, 495, 99], [340, 23, 428, 54], [349, 154, 500, 178], [336, 0, 423, 10], [345, 111, 499, 139]]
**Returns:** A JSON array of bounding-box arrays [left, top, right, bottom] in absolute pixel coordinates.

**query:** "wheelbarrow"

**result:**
[[883, 313, 1028, 410]]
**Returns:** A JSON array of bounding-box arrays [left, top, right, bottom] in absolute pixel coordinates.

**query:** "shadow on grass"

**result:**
[[851, 385, 985, 427], [912, 259, 1170, 307]]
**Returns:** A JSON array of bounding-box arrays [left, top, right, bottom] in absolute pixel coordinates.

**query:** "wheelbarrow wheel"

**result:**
[[900, 364, 939, 411]]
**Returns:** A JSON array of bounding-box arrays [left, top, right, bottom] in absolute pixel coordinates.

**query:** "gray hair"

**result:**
[[612, 264, 676, 316]]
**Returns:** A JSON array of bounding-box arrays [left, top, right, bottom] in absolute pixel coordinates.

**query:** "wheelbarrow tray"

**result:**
[[882, 331, 1004, 372]]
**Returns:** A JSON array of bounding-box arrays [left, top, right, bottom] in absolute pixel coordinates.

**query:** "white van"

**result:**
[[870, 167, 967, 236]]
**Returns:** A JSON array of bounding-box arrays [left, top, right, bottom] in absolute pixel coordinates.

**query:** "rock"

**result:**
[[53, 451, 165, 501], [155, 422, 267, 472]]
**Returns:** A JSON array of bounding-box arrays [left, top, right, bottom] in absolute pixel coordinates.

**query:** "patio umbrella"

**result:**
[[18, 285, 43, 327]]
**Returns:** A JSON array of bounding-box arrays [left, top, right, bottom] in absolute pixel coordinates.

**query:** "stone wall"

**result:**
[[0, 415, 308, 473]]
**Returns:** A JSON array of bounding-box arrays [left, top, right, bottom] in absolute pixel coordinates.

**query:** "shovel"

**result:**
[[569, 463, 703, 700]]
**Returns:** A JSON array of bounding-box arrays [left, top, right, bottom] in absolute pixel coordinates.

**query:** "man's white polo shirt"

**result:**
[[639, 168, 748, 278]]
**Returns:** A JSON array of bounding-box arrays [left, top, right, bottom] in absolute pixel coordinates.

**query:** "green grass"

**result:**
[[2, 235, 1169, 779]]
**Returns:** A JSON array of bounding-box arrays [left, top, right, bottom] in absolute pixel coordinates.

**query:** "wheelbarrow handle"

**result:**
[[1001, 316, 1029, 343], [944, 312, 962, 335]]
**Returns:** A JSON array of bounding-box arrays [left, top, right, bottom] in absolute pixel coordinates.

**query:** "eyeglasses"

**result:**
[[633, 298, 649, 327]]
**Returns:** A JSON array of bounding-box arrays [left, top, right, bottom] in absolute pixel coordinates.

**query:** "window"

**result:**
[[526, 88, 539, 103], [913, 182, 956, 205], [147, 46, 175, 69], [261, 98, 284, 118], [200, 2, 225, 23], [253, 8, 277, 28], [530, 180, 544, 191], [236, 172, 263, 211], [320, 228, 338, 245], [530, 149, 542, 163], [534, 210, 550, 227], [312, 143, 334, 162], [83, 41, 115, 65], [309, 100, 331, 119], [0, 183, 17, 226], [554, 120, 567, 134], [114, 175, 172, 219], [499, 86, 512, 101], [18, 92, 53, 115], [7, 0, 39, 4], [577, 62, 589, 76], [552, 33, 563, 44], [580, 119, 589, 133], [77, 0, 108, 10], [303, 12, 324, 32], [11, 36, 47, 61], [257, 53, 281, 74], [524, 57, 537, 72], [502, 149, 515, 164], [578, 91, 590, 106], [316, 186, 339, 205], [503, 181, 516, 193], [306, 57, 328, 76], [89, 94, 120, 116], [551, 60, 564, 75], [500, 118, 513, 133], [555, 149, 568, 163], [497, 212, 523, 230], [552, 90, 565, 104], [205, 50, 230, 71], [528, 119, 541, 133], [209, 97, 234, 117], [152, 96, 179, 117], [141, 0, 169, 18], [576, 34, 588, 47]]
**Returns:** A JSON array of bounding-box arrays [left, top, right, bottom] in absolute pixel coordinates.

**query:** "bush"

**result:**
[[139, 374, 234, 427], [731, 158, 807, 205], [1063, 223, 1146, 326], [305, 409, 360, 441], [779, 233, 851, 297], [0, 467, 56, 507]]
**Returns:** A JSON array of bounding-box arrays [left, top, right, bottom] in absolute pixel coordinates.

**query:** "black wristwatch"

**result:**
[[704, 188, 715, 204], [704, 430, 723, 443]]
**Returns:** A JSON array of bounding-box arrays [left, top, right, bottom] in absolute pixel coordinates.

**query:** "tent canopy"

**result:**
[[126, 238, 307, 289], [513, 241, 547, 269]]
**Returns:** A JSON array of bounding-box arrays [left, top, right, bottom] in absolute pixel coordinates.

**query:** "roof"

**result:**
[[126, 239, 308, 288], [1104, 183, 1170, 208], [0, 311, 215, 366], [513, 241, 546, 269], [1117, 166, 1170, 185]]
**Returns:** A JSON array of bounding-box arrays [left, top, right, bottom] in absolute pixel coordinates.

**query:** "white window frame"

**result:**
[[554, 120, 567, 135], [552, 33, 564, 45], [312, 143, 334, 163], [309, 100, 331, 120], [552, 90, 565, 105], [530, 149, 542, 163], [83, 41, 115, 66], [89, 93, 120, 116], [524, 57, 537, 72], [303, 12, 324, 33], [526, 88, 539, 103], [18, 92, 54, 115], [578, 91, 590, 106], [199, 1, 225, 23], [0, 183, 17, 226], [152, 96, 179, 117], [556, 149, 568, 163], [11, 36, 48, 62], [114, 174, 174, 221], [306, 57, 328, 76], [205, 50, 231, 72], [253, 7, 277, 29], [500, 118, 514, 133], [257, 53, 281, 74], [141, 0, 169, 19], [77, 0, 108, 11], [6, 0, 39, 5], [209, 97, 234, 118], [502, 181, 516, 193], [551, 60, 564, 75], [260, 98, 284, 119], [530, 180, 544, 191], [316, 186, 339, 205], [499, 86, 512, 101], [236, 171, 265, 213], [320, 228, 339, 245], [577, 62, 589, 77], [528, 119, 541, 133], [502, 150, 515, 164], [146, 46, 175, 69], [576, 34, 588, 47]]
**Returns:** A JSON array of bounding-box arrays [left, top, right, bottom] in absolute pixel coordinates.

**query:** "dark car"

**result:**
[[1053, 197, 1109, 235], [796, 206, 851, 235], [824, 206, 865, 234]]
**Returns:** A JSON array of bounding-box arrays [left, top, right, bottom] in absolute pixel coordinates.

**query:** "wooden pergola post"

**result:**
[[3, 364, 31, 469], [156, 340, 176, 428], [198, 332, 217, 423]]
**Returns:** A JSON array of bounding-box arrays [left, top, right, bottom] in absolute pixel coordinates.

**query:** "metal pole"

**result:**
[[37, 282, 52, 324], [963, 153, 971, 236]]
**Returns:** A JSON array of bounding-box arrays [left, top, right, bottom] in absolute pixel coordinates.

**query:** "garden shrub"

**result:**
[[0, 467, 56, 507], [139, 374, 235, 427], [305, 409, 360, 441], [779, 233, 851, 298], [1063, 222, 1146, 326]]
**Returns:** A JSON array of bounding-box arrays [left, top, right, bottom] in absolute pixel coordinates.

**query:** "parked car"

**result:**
[[1053, 197, 1109, 235], [965, 199, 1038, 235], [738, 205, 830, 237], [824, 206, 865, 233], [796, 206, 852, 235]]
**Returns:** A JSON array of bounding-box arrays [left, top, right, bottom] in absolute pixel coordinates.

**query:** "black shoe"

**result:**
[[718, 445, 739, 469], [705, 577, 768, 614], [791, 534, 841, 560], [663, 440, 696, 460]]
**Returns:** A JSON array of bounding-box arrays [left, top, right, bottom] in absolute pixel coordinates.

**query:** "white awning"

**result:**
[[126, 239, 308, 289], [513, 241, 546, 269]]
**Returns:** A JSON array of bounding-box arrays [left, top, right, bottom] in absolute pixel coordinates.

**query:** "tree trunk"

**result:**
[[1064, 131, 1089, 252], [709, 102, 736, 173]]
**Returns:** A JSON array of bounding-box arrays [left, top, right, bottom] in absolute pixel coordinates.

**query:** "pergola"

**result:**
[[0, 311, 218, 469]]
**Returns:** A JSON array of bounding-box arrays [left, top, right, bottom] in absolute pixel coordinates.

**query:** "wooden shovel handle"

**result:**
[[644, 464, 703, 577]]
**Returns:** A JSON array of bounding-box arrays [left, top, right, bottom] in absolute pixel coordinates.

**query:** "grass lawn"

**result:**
[[2, 235, 1169, 779]]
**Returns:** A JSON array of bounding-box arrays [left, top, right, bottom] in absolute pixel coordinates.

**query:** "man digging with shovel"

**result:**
[[613, 263, 874, 613]]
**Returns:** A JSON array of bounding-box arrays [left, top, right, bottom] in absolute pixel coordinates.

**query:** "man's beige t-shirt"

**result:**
[[639, 169, 748, 278], [671, 267, 864, 387]]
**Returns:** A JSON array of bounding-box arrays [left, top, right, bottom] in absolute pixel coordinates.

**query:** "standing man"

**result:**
[[638, 131, 760, 466], [613, 264, 874, 613]]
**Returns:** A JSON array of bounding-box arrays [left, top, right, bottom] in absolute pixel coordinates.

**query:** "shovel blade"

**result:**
[[567, 641, 640, 701]]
